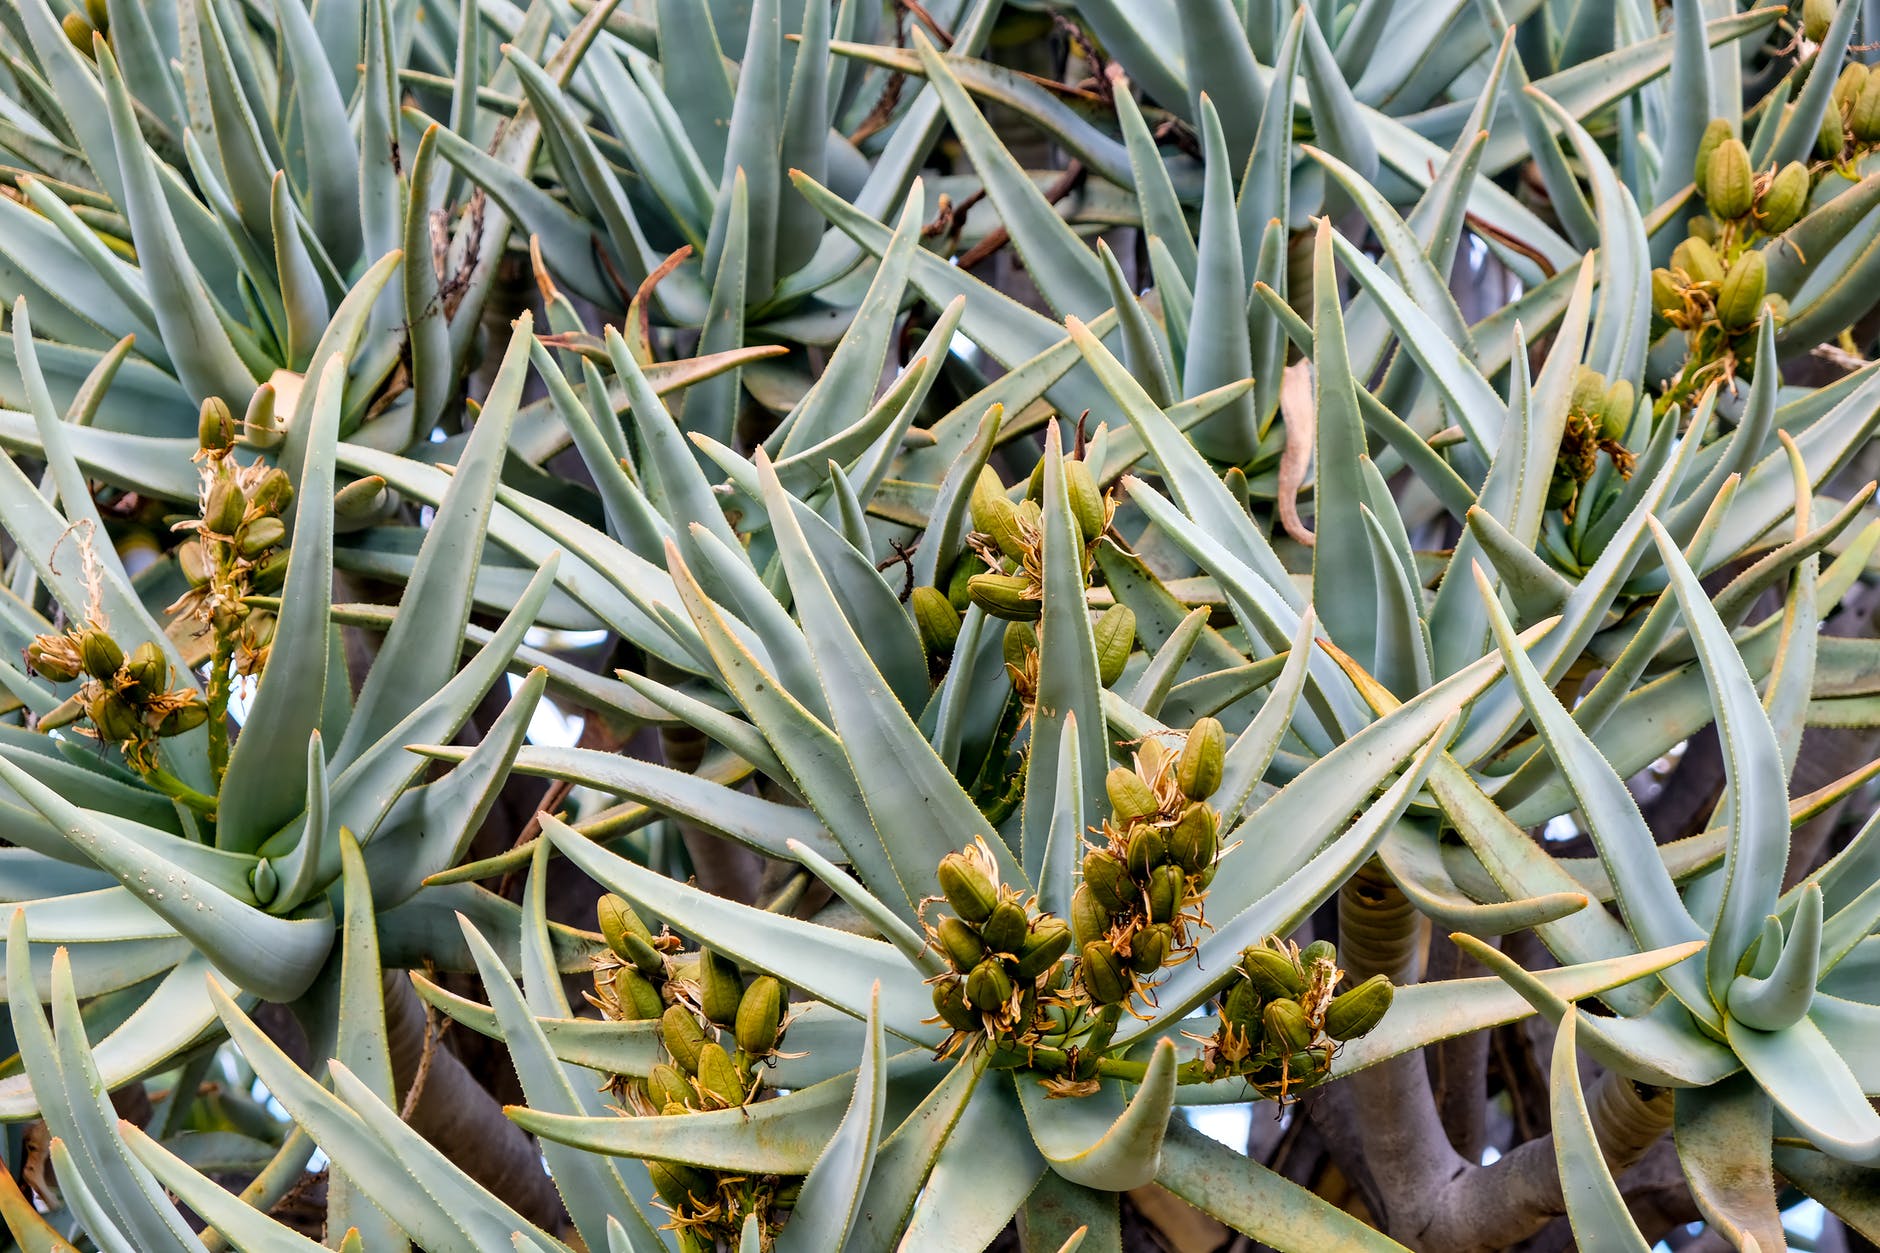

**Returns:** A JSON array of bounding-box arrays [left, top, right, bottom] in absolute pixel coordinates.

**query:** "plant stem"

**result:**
[[143, 767, 219, 818]]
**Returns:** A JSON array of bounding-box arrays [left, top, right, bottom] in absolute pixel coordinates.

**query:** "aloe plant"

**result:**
[[1, 1, 1879, 1251]]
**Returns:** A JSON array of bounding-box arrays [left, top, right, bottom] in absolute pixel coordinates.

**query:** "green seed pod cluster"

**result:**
[[28, 619, 211, 765], [957, 453, 1110, 624], [1204, 937, 1396, 1100], [926, 839, 1073, 1037]]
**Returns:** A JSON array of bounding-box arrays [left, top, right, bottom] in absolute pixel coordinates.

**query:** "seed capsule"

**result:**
[[157, 700, 208, 736], [659, 1005, 707, 1075], [936, 851, 999, 924], [1650, 268, 1682, 321], [1071, 884, 1111, 948], [619, 930, 666, 978], [77, 628, 124, 681], [645, 1064, 695, 1114], [1599, 380, 1635, 444], [967, 572, 1040, 621], [1324, 973, 1396, 1040], [1819, 104, 1849, 159], [1125, 823, 1168, 880], [980, 900, 1029, 954], [698, 948, 744, 1026], [1092, 604, 1135, 687], [1223, 979, 1262, 1031], [1758, 161, 1810, 235], [1177, 718, 1225, 800], [25, 636, 81, 683], [1805, 0, 1835, 42], [598, 895, 655, 959], [1264, 999, 1314, 1052], [612, 967, 665, 1021], [1835, 61, 1869, 113], [694, 1042, 746, 1108], [965, 958, 1014, 1011], [1002, 620, 1037, 672], [937, 915, 988, 972], [734, 976, 786, 1055], [1704, 137, 1753, 220], [911, 585, 962, 655], [1081, 850, 1133, 914], [204, 476, 248, 536], [1129, 924, 1173, 974], [1568, 365, 1607, 417], [90, 691, 141, 742], [1065, 459, 1106, 544], [1168, 802, 1218, 876], [1106, 767, 1159, 825], [1285, 1049, 1330, 1086], [1242, 947, 1306, 999], [1146, 864, 1185, 925], [1717, 250, 1767, 331], [1856, 73, 1880, 143], [931, 978, 978, 1032], [177, 540, 212, 588], [1300, 940, 1338, 971], [251, 468, 294, 516], [236, 517, 286, 558], [947, 551, 988, 612], [1693, 119, 1734, 197], [971, 468, 1027, 562], [1015, 917, 1073, 980], [1080, 941, 1130, 1005], [1671, 236, 1724, 286], [123, 641, 166, 694], [198, 397, 234, 452]]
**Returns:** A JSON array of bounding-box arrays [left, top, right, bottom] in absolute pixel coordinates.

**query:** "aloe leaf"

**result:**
[[1236, 12, 1301, 277], [1727, 884, 1823, 1032], [834, 1053, 982, 1253], [47, 1139, 137, 1253], [1181, 97, 1255, 459], [1465, 508, 1571, 622], [1113, 85, 1194, 284], [786, 838, 939, 976], [1213, 609, 1315, 829], [655, 0, 733, 173], [895, 1076, 1045, 1249], [1730, 1013, 1880, 1163], [1297, 5, 1376, 185], [1672, 1073, 1786, 1252], [269, 0, 358, 264], [912, 402, 1001, 590], [263, 734, 329, 916], [1360, 506, 1432, 699], [1768, 0, 1857, 166], [14, 0, 124, 205], [219, 355, 340, 847], [1019, 1038, 1175, 1190], [1377, 822, 1587, 937], [1551, 1008, 1654, 1252], [1772, 1146, 1880, 1242], [543, 815, 939, 1044], [1177, 0, 1263, 162], [1021, 1175, 1116, 1253], [1037, 715, 1085, 923], [411, 972, 660, 1078], [771, 984, 887, 1252], [709, 0, 781, 296], [459, 911, 658, 1253], [1157, 1119, 1407, 1249]]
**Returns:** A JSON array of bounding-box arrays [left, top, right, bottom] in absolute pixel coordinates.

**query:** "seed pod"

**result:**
[[937, 915, 988, 972], [25, 636, 81, 683], [1168, 802, 1218, 876], [1263, 998, 1314, 1052], [1080, 941, 1130, 1005], [61, 12, 94, 54], [1804, 0, 1835, 42], [334, 475, 388, 518], [1546, 475, 1578, 512], [1177, 718, 1225, 800], [1855, 72, 1880, 143], [1081, 850, 1134, 913], [1015, 917, 1073, 980], [90, 691, 141, 742], [158, 700, 208, 736], [694, 1043, 746, 1108], [204, 476, 248, 536], [1758, 161, 1810, 234], [1145, 864, 1185, 925], [1671, 237, 1724, 286], [239, 610, 276, 657], [1819, 104, 1849, 159], [1241, 947, 1306, 999], [612, 967, 665, 1021], [1599, 380, 1635, 443], [660, 1005, 708, 1075], [1835, 61, 1869, 112], [1693, 119, 1734, 197], [1002, 620, 1037, 672], [1065, 459, 1106, 544], [1223, 979, 1262, 1031], [967, 572, 1040, 621], [735, 976, 786, 1055], [1106, 767, 1159, 824], [1717, 250, 1767, 331], [645, 1065, 695, 1115], [1324, 973, 1396, 1040], [1300, 940, 1338, 971], [251, 468, 294, 516], [1026, 454, 1047, 502], [698, 948, 745, 1025], [965, 958, 1014, 1011], [1704, 137, 1753, 220], [936, 851, 999, 923], [1125, 823, 1168, 880], [619, 930, 666, 978], [1092, 604, 1135, 687], [971, 468, 1026, 561], [78, 628, 124, 681], [947, 551, 988, 611], [598, 895, 655, 959], [1650, 268, 1683, 320], [931, 978, 978, 1031], [123, 641, 166, 694], [198, 397, 235, 452], [236, 517, 286, 559], [1071, 884, 1111, 948], [1129, 924, 1172, 974], [980, 900, 1029, 954], [177, 540, 212, 588], [1284, 1049, 1329, 1086], [911, 585, 962, 655], [1568, 365, 1607, 416]]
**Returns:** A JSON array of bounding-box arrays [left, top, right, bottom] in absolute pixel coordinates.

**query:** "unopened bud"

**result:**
[[1177, 718, 1225, 800], [1717, 250, 1767, 331], [77, 628, 123, 681], [1324, 973, 1395, 1040], [1704, 137, 1753, 220], [659, 1005, 707, 1075], [198, 397, 235, 452], [734, 976, 786, 1055], [911, 585, 962, 656], [697, 948, 744, 1026], [967, 572, 1040, 621], [936, 851, 999, 924], [1092, 604, 1135, 687]]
